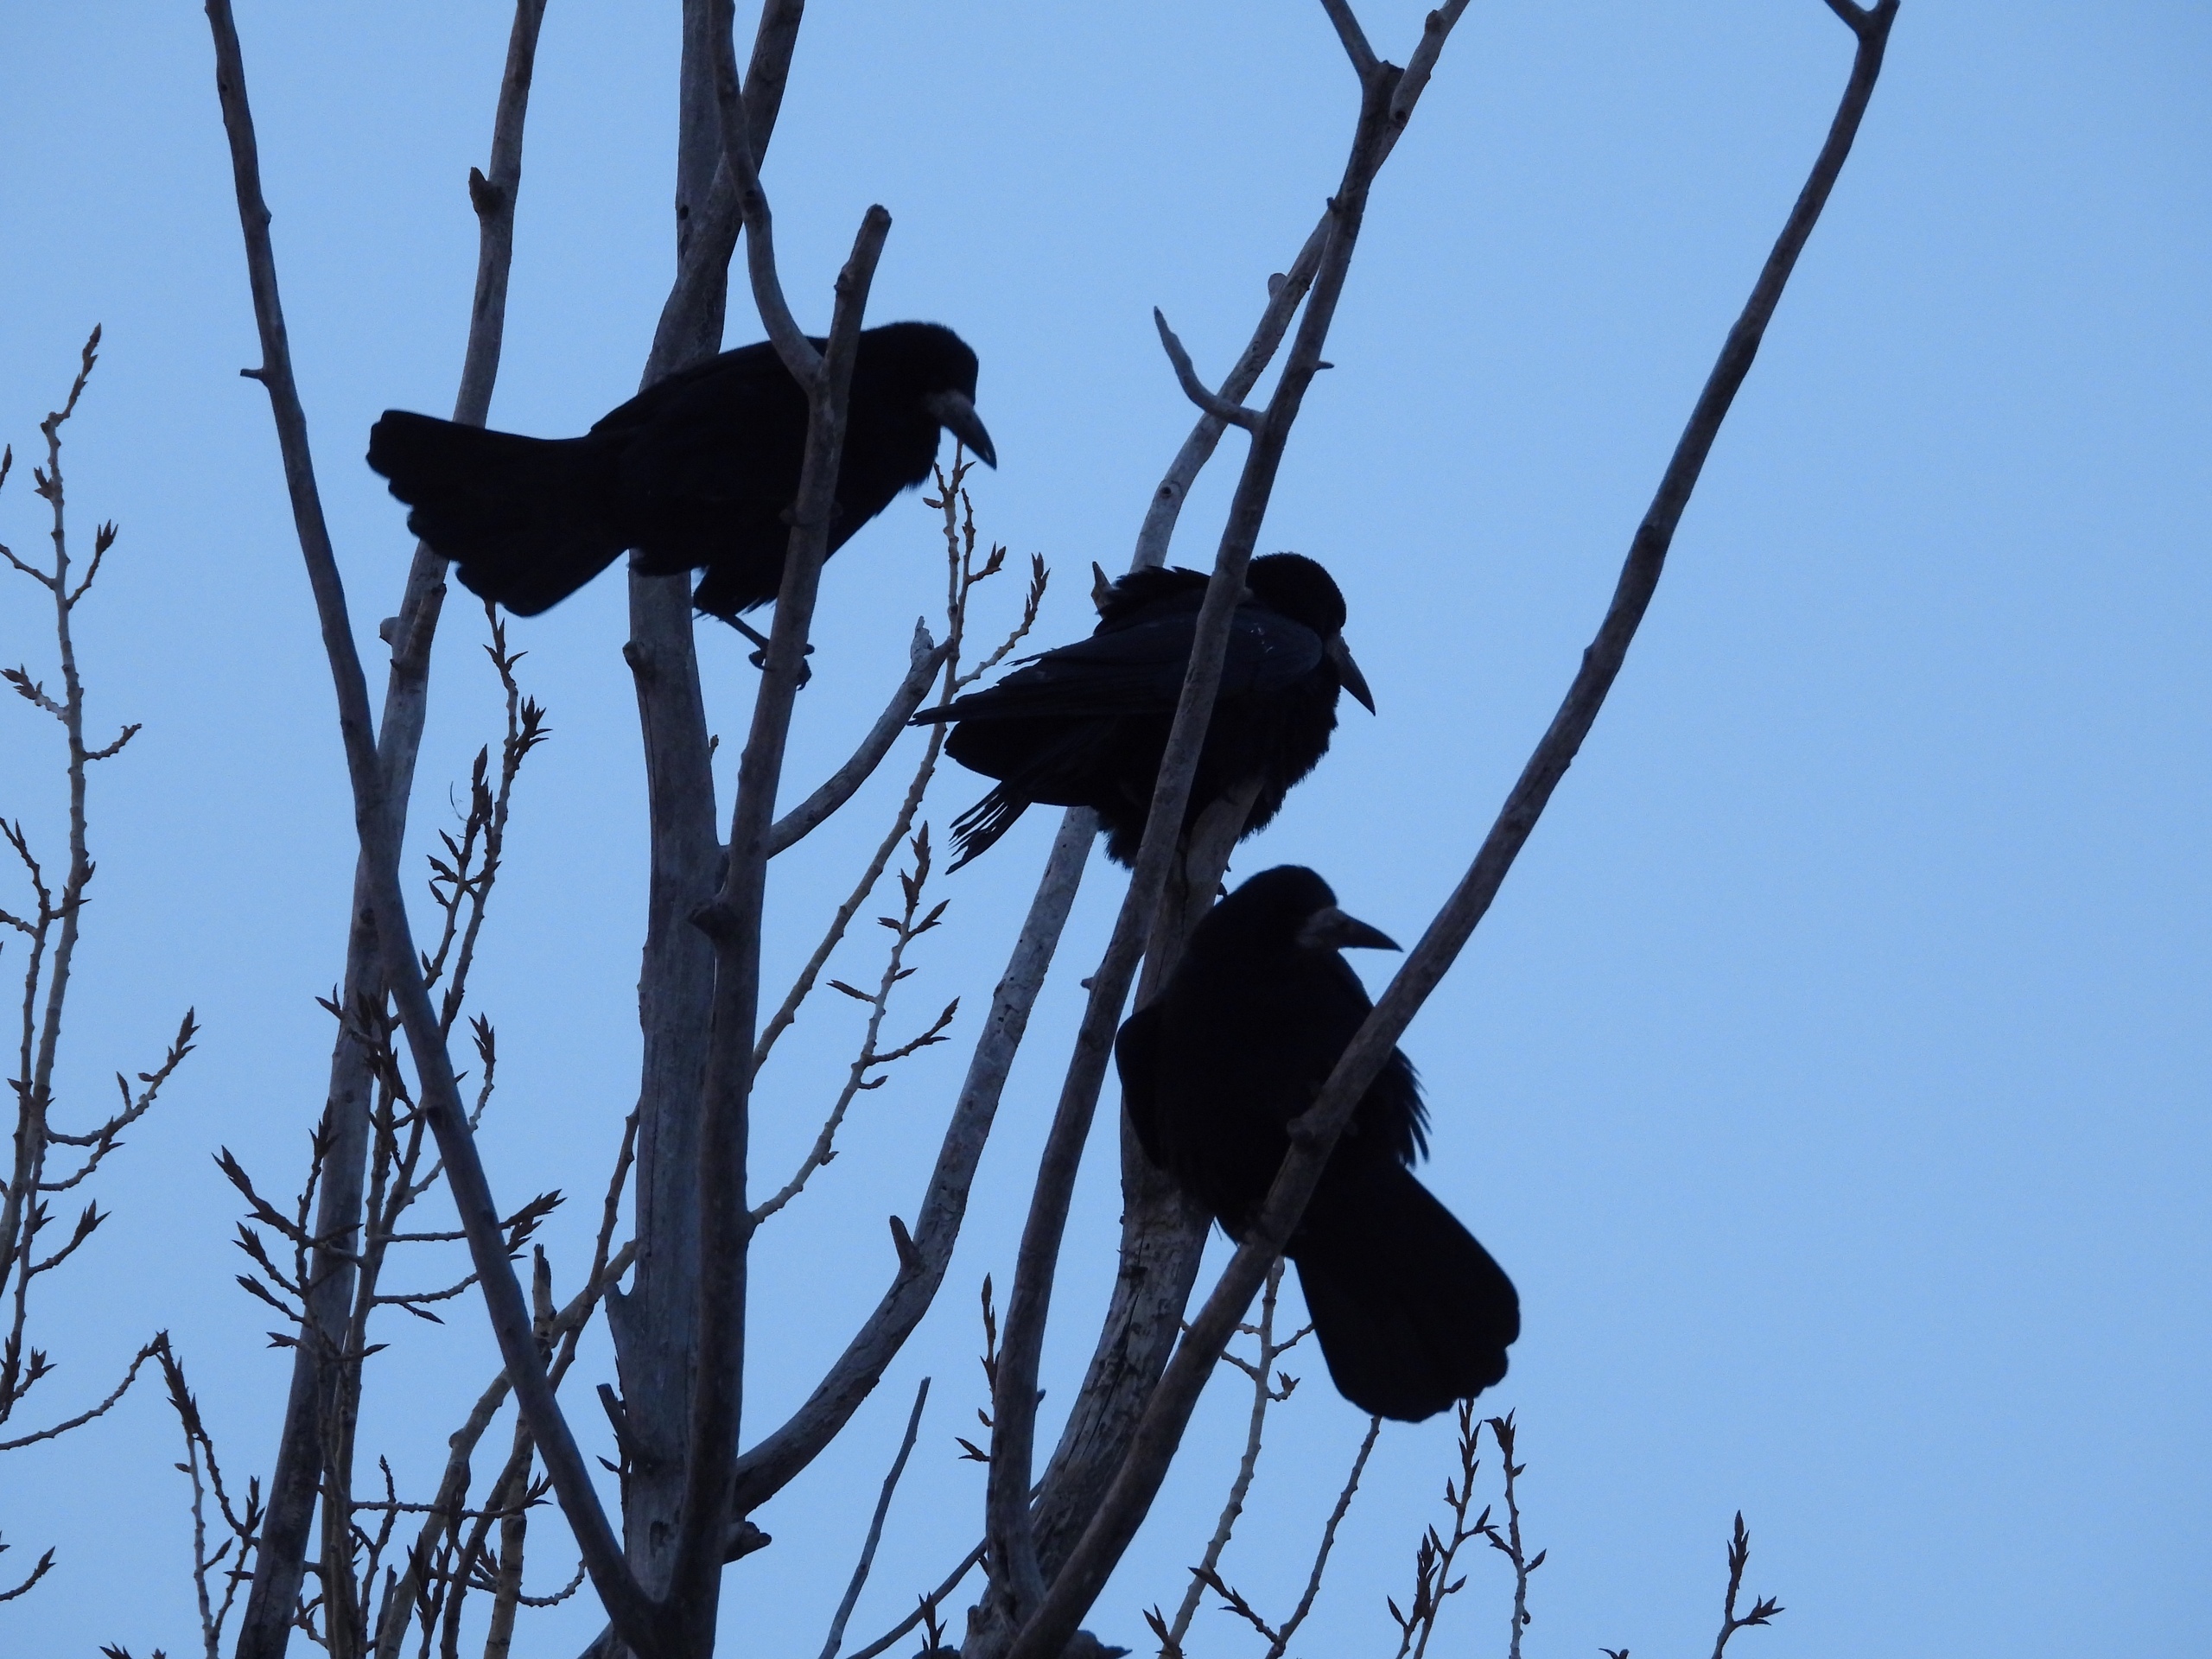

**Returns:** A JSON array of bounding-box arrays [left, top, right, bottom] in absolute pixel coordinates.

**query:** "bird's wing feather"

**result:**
[[1318, 953, 1430, 1163], [595, 342, 811, 511], [924, 608, 1323, 723]]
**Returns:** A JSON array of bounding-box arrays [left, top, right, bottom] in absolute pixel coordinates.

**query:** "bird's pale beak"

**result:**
[[1296, 905, 1400, 953], [1328, 634, 1376, 714], [925, 389, 997, 469]]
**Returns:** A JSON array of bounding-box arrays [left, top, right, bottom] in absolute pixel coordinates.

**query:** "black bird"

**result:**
[[365, 321, 994, 630], [914, 553, 1373, 869], [1116, 865, 1518, 1421]]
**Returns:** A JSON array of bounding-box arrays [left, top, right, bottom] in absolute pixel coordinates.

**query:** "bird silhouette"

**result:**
[[1116, 865, 1518, 1421], [917, 554, 1370, 868], [366, 321, 993, 635]]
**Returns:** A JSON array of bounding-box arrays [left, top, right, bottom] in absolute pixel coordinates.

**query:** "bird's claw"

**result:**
[[747, 645, 814, 688], [725, 615, 815, 686]]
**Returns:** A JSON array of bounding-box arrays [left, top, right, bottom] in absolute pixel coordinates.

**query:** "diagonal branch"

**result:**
[[707, 0, 822, 383], [816, 1376, 931, 1659], [1030, 12, 1492, 1570], [0, 1333, 163, 1452], [986, 53, 1409, 1629], [1007, 9, 1900, 1652], [232, 6, 551, 1655], [1267, 1414, 1380, 1659], [725, 807, 1093, 1519], [768, 626, 950, 855], [842, 1536, 989, 1659], [1318, 0, 1379, 79], [1153, 310, 1263, 432], [200, 3, 654, 1649]]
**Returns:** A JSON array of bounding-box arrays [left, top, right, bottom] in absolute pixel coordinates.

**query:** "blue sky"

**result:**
[[3, 3, 2206, 1656]]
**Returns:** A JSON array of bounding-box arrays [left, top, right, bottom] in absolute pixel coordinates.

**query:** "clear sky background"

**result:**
[[3, 3, 2205, 1656]]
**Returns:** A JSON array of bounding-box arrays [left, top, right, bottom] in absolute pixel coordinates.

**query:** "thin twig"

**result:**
[[1386, 1402, 1488, 1659], [768, 628, 951, 855], [1478, 1412, 1544, 1659], [843, 1537, 990, 1659], [753, 831, 957, 1226], [1709, 1512, 1784, 1659], [0, 1335, 163, 1452], [368, 1237, 635, 1659], [817, 1376, 931, 1659], [1163, 1264, 1299, 1649], [753, 454, 1019, 1074], [722, 481, 1081, 1521], [1152, 310, 1263, 432], [1268, 1414, 1379, 1659]]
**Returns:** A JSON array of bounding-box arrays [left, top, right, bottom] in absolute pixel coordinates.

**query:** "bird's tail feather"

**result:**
[[948, 785, 1033, 871], [366, 412, 630, 615], [1289, 1159, 1517, 1422]]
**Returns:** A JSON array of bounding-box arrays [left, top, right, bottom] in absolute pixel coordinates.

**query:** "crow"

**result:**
[[914, 554, 1372, 870], [365, 321, 994, 634], [1116, 865, 1518, 1421]]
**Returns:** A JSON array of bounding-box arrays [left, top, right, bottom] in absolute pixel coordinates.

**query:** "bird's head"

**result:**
[[866, 320, 996, 469], [1246, 553, 1374, 713], [1219, 865, 1401, 956]]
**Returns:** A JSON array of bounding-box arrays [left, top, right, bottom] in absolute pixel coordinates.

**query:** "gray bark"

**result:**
[[229, 6, 547, 1652], [604, 0, 804, 1618]]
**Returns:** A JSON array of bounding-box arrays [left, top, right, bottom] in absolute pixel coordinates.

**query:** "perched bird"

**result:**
[[365, 321, 994, 632], [1116, 866, 1518, 1421], [915, 553, 1372, 869]]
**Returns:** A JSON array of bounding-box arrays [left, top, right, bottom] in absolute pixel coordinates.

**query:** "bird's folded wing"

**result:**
[[1114, 1003, 1168, 1170], [920, 609, 1324, 723]]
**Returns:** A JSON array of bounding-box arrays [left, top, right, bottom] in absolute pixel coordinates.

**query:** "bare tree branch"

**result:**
[[1160, 1262, 1299, 1649], [1478, 1412, 1541, 1659], [229, 5, 550, 1651], [0, 1334, 162, 1452], [752, 830, 952, 1225], [754, 462, 1018, 1077], [1266, 1414, 1378, 1659], [1389, 0, 1473, 123], [367, 1238, 634, 1659], [725, 808, 1091, 1517], [201, 2, 655, 1644], [0, 1541, 54, 1604], [612, 0, 815, 1612], [987, 43, 1416, 1637], [1317, 0, 1379, 79], [707, 0, 823, 382], [768, 626, 950, 855], [1152, 310, 1263, 432], [1008, 9, 1898, 1649], [839, 1535, 987, 1659], [1382, 1402, 1488, 1659], [666, 200, 891, 1639], [816, 1376, 930, 1659], [1708, 1512, 1784, 1659]]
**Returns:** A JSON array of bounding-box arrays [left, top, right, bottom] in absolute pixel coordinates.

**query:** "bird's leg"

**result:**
[[713, 612, 814, 685]]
